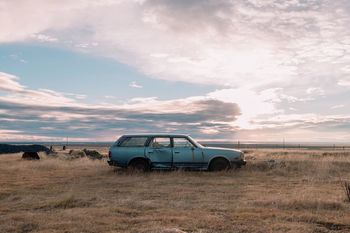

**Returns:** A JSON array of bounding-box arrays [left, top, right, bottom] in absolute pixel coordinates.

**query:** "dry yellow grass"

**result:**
[[1, 148, 350, 232]]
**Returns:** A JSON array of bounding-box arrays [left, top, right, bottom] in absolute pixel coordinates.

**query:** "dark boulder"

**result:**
[[68, 150, 86, 158], [83, 149, 103, 160], [0, 144, 50, 154], [22, 152, 40, 160]]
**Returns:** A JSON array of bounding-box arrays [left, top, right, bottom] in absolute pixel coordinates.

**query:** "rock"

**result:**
[[46, 150, 58, 156], [68, 150, 86, 158], [22, 152, 40, 160], [83, 149, 103, 160], [267, 159, 276, 165], [0, 144, 49, 154], [265, 159, 286, 168]]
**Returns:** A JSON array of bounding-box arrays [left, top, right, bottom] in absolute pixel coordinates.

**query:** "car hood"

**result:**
[[204, 146, 242, 153]]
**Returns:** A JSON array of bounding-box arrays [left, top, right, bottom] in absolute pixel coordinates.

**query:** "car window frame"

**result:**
[[172, 137, 197, 148], [117, 136, 149, 147], [147, 136, 172, 148]]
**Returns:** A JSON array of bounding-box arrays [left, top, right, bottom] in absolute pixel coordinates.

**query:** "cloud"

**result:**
[[338, 79, 350, 87], [331, 104, 345, 109], [0, 97, 240, 141], [31, 34, 58, 42], [63, 92, 87, 100], [0, 72, 25, 92], [1, 0, 348, 90], [0, 72, 241, 141], [104, 95, 117, 99], [2, 71, 348, 142], [237, 113, 350, 142], [1, 0, 349, 92], [129, 81, 143, 88], [306, 87, 325, 96], [0, 72, 83, 106]]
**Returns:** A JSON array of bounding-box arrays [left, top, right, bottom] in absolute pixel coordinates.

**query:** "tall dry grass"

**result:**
[[344, 181, 350, 202], [0, 149, 350, 232]]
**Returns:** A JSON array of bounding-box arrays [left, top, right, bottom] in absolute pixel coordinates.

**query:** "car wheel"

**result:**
[[129, 159, 149, 172], [209, 158, 230, 171]]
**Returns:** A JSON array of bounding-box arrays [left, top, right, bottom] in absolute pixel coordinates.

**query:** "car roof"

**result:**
[[121, 133, 190, 137]]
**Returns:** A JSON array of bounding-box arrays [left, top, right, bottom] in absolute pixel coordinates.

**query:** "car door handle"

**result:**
[[174, 151, 180, 154], [148, 151, 153, 153]]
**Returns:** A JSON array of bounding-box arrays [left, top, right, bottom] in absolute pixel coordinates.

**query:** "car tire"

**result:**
[[209, 158, 230, 171], [129, 159, 149, 172]]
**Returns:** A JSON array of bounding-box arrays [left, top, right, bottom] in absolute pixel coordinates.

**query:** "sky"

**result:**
[[0, 0, 350, 142]]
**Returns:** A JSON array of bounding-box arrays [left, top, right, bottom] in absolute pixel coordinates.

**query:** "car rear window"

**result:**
[[119, 137, 148, 147]]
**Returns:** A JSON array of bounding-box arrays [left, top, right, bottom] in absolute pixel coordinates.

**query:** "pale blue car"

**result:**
[[108, 134, 246, 171]]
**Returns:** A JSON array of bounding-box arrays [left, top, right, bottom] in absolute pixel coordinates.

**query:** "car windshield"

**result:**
[[187, 136, 203, 148]]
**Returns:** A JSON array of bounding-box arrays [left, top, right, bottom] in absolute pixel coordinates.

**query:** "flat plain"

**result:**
[[0, 147, 349, 233]]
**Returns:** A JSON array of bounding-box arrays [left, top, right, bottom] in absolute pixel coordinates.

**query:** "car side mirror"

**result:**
[[191, 147, 195, 151]]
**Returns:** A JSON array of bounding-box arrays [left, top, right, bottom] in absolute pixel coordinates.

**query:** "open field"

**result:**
[[1, 148, 350, 233]]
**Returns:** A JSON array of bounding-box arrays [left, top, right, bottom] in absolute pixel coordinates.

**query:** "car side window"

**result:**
[[150, 137, 171, 148], [119, 137, 148, 147], [173, 137, 194, 148]]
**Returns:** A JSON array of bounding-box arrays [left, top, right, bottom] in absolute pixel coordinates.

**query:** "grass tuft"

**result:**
[[1, 148, 350, 232], [344, 181, 350, 202], [42, 195, 92, 209]]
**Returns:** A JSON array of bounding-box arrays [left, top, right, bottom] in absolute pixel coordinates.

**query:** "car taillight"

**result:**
[[108, 151, 112, 159]]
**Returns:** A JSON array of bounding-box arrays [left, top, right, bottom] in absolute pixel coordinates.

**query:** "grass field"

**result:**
[[1, 148, 350, 233]]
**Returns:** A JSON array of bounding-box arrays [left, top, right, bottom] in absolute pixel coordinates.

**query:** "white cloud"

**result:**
[[0, 0, 348, 94], [63, 92, 87, 100], [104, 95, 116, 99], [31, 34, 58, 42], [0, 72, 25, 92], [129, 81, 143, 88], [1, 71, 350, 142], [0, 0, 342, 89], [0, 72, 83, 106], [338, 79, 350, 87], [331, 104, 345, 109], [207, 88, 277, 128], [306, 87, 325, 96], [0, 72, 241, 140]]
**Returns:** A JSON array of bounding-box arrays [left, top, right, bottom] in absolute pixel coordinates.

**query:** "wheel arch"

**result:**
[[207, 156, 231, 170], [127, 156, 150, 167]]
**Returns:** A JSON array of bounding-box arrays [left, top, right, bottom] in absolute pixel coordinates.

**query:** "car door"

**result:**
[[145, 137, 173, 169], [172, 137, 205, 169]]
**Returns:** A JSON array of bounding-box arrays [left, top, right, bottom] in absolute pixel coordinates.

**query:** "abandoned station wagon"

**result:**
[[108, 134, 246, 171]]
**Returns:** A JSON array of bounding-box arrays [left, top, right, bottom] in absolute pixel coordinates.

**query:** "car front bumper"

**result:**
[[232, 159, 246, 167]]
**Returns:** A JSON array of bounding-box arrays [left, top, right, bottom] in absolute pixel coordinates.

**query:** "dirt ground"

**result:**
[[0, 148, 350, 233]]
